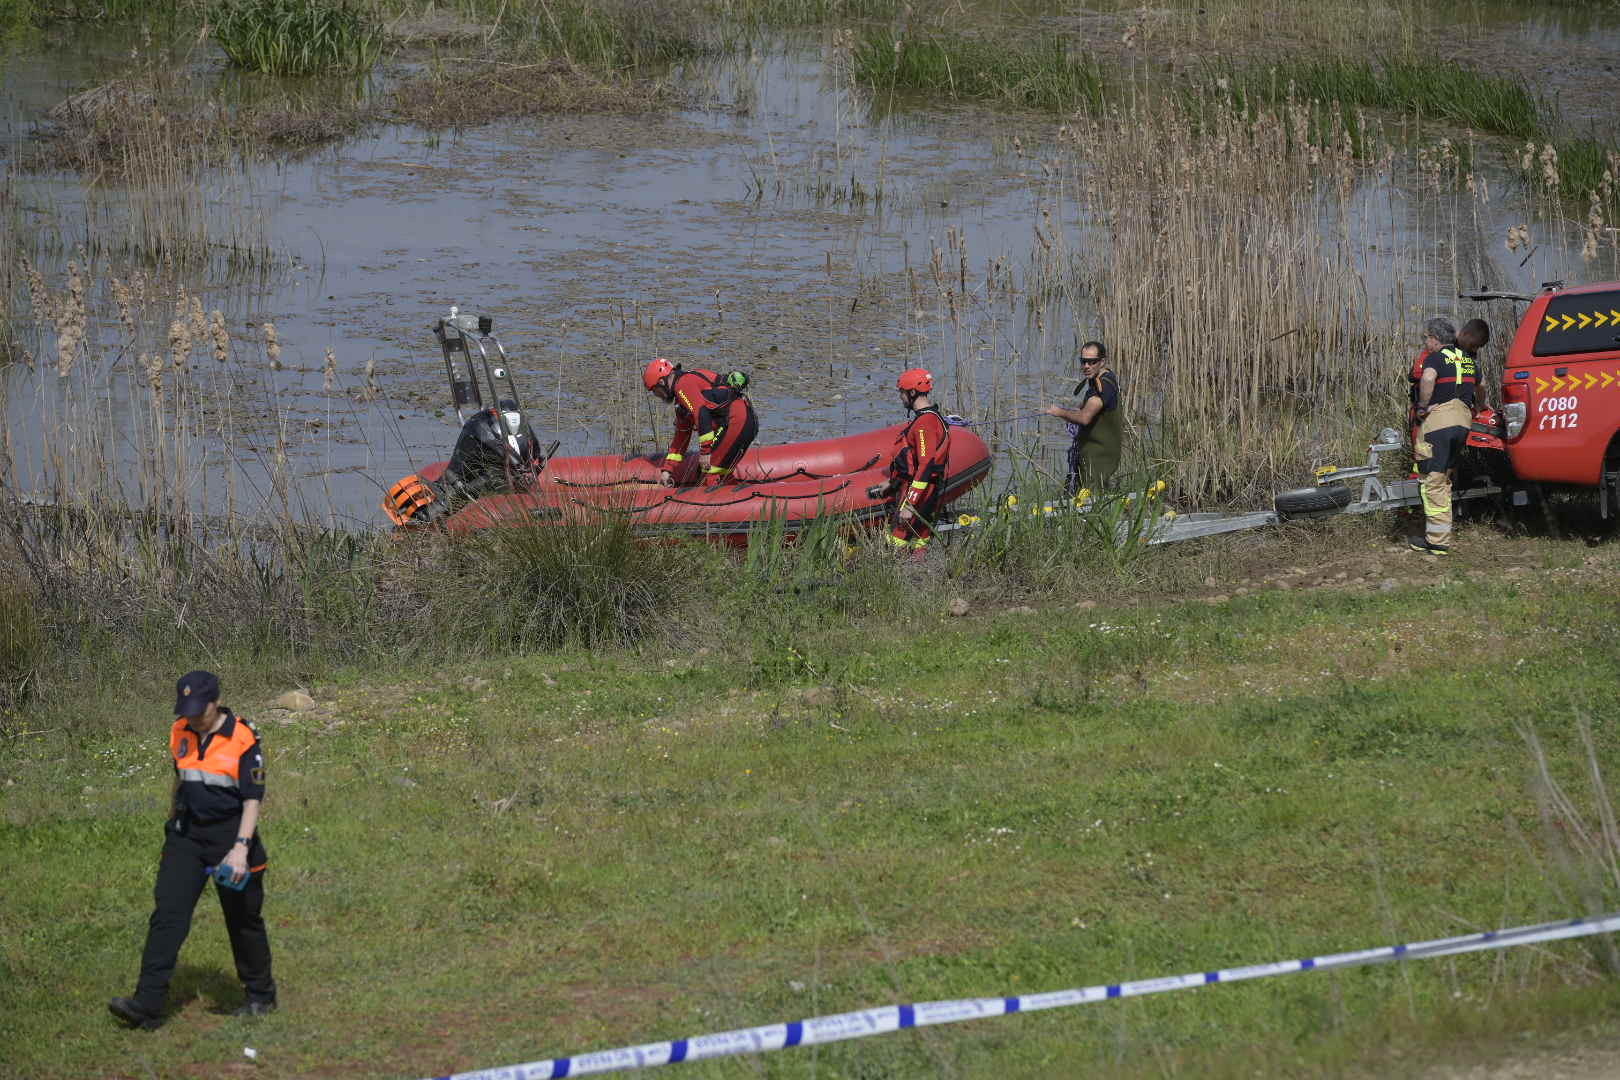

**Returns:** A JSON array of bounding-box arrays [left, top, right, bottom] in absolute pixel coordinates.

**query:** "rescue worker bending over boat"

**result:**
[[867, 368, 951, 554], [643, 358, 759, 487], [1408, 317, 1484, 557]]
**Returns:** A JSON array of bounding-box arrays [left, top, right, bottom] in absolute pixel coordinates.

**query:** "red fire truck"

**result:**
[[1462, 280, 1620, 518]]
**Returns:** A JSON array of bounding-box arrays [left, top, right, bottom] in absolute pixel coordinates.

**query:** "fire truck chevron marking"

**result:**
[[1578, 312, 1593, 328], [1562, 314, 1576, 330], [1596, 311, 1611, 328], [1535, 377, 1550, 393], [1545, 316, 1559, 332]]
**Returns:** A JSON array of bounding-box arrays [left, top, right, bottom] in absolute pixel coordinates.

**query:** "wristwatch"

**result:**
[[234, 837, 251, 847]]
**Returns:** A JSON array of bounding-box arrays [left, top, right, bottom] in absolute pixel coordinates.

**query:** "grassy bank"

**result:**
[[2, 520, 1619, 1077]]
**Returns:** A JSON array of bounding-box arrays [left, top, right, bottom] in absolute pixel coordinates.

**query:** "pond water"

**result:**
[[3, 7, 1618, 525]]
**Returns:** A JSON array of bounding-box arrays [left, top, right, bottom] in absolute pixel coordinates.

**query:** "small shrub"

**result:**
[[210, 0, 383, 76]]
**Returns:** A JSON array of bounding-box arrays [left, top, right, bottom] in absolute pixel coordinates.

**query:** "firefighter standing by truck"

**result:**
[[868, 368, 952, 554], [109, 671, 277, 1030], [1409, 318, 1485, 556], [643, 358, 759, 486]]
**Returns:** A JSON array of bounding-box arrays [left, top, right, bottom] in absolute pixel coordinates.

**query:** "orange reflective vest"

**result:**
[[170, 711, 263, 827]]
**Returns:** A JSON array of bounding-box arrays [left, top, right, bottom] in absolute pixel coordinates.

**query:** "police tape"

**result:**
[[424, 911, 1620, 1080]]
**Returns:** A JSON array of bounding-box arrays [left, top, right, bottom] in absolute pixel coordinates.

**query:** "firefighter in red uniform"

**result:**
[[643, 358, 759, 486], [109, 671, 277, 1029], [867, 368, 951, 553]]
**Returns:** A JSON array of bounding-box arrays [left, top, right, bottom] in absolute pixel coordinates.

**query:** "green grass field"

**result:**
[[3, 519, 1619, 1078]]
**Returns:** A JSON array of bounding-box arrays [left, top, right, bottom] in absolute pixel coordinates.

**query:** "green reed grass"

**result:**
[[1544, 135, 1620, 205], [1215, 55, 1545, 140], [854, 31, 1106, 114], [210, 0, 383, 76]]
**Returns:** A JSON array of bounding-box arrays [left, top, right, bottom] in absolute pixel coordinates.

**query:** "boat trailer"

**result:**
[[936, 428, 1512, 546]]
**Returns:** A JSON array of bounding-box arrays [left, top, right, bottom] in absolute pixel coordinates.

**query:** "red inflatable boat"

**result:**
[[434, 421, 991, 541], [380, 310, 991, 542]]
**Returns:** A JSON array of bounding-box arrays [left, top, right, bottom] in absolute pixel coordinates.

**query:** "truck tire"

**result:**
[[1273, 484, 1353, 520]]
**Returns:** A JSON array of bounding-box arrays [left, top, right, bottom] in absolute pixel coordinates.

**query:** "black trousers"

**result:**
[[134, 830, 276, 1014]]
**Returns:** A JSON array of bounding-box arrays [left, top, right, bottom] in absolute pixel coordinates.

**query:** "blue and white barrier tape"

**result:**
[[425, 911, 1620, 1080]]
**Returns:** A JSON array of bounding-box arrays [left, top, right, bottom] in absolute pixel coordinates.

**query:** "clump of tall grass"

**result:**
[[515, 0, 707, 70], [210, 0, 383, 76], [1208, 55, 1545, 141], [942, 477, 1169, 591], [0, 0, 38, 67], [854, 32, 1106, 114], [1517, 136, 1619, 206], [428, 517, 699, 652]]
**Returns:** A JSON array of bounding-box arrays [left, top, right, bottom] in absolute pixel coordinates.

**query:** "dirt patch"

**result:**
[[236, 97, 382, 152], [384, 11, 500, 46], [1425, 1039, 1620, 1080]]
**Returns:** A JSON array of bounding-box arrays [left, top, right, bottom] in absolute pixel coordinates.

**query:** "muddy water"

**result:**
[[3, 9, 1619, 525]]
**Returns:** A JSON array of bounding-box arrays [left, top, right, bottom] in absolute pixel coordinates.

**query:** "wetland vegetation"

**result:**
[[4, 0, 1620, 1074]]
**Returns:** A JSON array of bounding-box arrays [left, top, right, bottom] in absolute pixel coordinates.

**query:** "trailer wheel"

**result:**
[[1273, 484, 1353, 520]]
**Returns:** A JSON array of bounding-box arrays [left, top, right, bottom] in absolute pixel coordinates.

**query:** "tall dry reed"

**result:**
[[1040, 94, 1422, 504]]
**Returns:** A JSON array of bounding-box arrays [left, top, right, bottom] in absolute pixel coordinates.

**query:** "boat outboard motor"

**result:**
[[442, 401, 541, 498], [381, 306, 558, 527]]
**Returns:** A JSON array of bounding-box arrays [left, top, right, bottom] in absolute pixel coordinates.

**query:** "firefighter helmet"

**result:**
[[643, 357, 676, 391], [897, 368, 933, 394]]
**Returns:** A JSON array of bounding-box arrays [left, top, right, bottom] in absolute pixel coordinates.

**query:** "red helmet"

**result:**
[[643, 357, 675, 391], [897, 368, 933, 394]]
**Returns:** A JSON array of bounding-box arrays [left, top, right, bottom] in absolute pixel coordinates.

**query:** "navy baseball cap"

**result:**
[[174, 671, 220, 717]]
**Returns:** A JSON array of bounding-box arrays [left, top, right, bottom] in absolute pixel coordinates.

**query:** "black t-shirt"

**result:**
[[1422, 347, 1477, 409]]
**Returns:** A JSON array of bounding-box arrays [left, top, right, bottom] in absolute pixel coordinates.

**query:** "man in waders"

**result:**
[[1044, 341, 1122, 496], [1408, 318, 1483, 556]]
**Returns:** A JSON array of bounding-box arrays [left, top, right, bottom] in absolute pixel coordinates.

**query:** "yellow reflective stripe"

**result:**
[[885, 534, 911, 548], [918, 430, 927, 458], [664, 453, 683, 462], [699, 430, 719, 445], [704, 466, 728, 475], [677, 390, 695, 411], [910, 480, 930, 490]]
